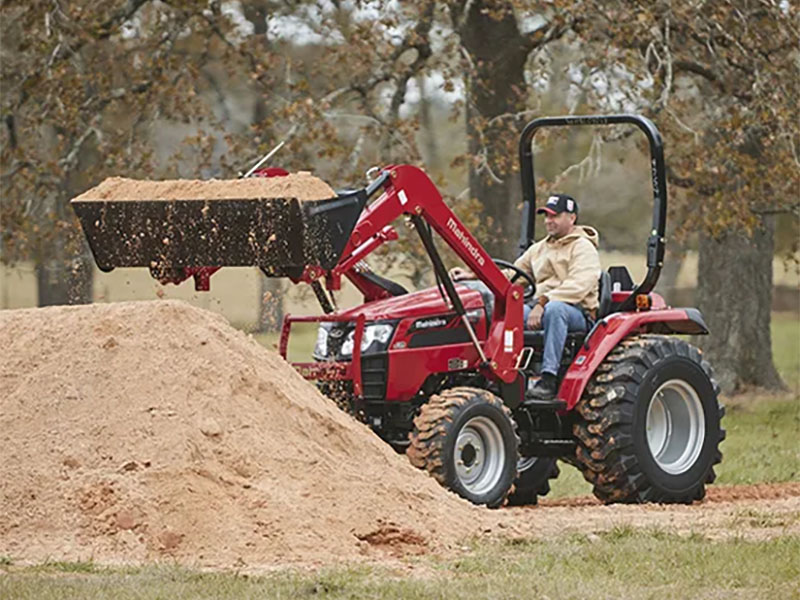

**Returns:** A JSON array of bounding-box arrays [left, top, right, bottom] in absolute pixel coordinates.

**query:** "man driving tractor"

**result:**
[[450, 193, 601, 401]]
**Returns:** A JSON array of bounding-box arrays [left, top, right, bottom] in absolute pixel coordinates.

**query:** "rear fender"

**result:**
[[559, 308, 709, 410]]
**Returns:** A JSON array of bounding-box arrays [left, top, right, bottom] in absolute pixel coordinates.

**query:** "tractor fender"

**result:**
[[559, 308, 709, 410]]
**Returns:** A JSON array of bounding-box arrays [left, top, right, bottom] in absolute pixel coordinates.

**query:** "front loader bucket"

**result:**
[[72, 190, 368, 277]]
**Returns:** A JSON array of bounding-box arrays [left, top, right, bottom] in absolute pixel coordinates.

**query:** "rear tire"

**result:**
[[507, 457, 560, 506], [407, 387, 518, 508], [573, 335, 725, 504]]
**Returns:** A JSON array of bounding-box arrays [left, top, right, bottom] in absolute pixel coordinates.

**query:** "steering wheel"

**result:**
[[493, 258, 536, 300]]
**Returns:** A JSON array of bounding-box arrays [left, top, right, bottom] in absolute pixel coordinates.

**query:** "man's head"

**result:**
[[537, 193, 578, 239]]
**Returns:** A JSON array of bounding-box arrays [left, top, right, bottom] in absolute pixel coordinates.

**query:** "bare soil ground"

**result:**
[[1, 300, 797, 572], [522, 483, 800, 542], [72, 173, 336, 202]]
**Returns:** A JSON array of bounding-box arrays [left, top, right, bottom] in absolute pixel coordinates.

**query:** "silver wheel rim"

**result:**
[[646, 379, 706, 475], [455, 416, 506, 495], [517, 456, 538, 472]]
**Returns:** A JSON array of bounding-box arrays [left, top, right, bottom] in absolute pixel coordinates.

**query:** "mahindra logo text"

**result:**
[[415, 317, 448, 330], [446, 218, 486, 267]]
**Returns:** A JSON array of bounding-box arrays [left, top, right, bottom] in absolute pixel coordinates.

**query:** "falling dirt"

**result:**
[[1, 300, 797, 570], [72, 172, 336, 203]]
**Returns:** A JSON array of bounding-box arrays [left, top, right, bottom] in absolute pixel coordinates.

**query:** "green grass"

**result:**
[[714, 395, 800, 485], [710, 311, 799, 487], [772, 311, 800, 392], [3, 533, 799, 599], [253, 322, 318, 363], [28, 560, 98, 574]]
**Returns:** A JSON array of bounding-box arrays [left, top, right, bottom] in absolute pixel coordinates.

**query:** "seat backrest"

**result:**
[[597, 270, 612, 319]]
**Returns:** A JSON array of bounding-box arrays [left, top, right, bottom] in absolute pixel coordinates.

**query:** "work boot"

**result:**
[[525, 373, 558, 401]]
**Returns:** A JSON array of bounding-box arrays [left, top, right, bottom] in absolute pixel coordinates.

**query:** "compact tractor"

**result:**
[[73, 114, 725, 507]]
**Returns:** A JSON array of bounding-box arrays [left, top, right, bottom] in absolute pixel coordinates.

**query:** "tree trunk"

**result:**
[[655, 244, 686, 300], [36, 188, 94, 307], [459, 2, 530, 258], [417, 75, 441, 171], [36, 245, 93, 306], [258, 273, 284, 333], [695, 216, 785, 393]]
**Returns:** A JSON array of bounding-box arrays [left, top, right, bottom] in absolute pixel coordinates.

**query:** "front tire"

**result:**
[[407, 387, 518, 507], [573, 335, 725, 504]]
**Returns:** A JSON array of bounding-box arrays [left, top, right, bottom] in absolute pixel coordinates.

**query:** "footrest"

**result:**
[[522, 397, 567, 412]]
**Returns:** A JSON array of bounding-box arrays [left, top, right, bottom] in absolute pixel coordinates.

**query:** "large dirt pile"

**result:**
[[73, 173, 336, 202], [0, 301, 491, 568]]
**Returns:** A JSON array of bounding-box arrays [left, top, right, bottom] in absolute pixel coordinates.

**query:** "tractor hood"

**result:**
[[310, 283, 491, 361], [333, 283, 488, 322]]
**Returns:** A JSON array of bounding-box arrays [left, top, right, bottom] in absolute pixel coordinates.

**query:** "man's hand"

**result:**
[[527, 304, 544, 330], [449, 266, 475, 282]]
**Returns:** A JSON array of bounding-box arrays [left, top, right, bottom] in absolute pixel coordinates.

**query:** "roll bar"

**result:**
[[517, 114, 667, 308]]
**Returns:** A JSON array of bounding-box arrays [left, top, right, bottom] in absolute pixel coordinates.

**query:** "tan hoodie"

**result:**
[[512, 226, 601, 311]]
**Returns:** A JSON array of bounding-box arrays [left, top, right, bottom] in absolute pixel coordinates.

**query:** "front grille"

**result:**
[[361, 352, 388, 402]]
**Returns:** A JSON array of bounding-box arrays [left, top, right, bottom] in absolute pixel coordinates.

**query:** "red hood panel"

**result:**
[[334, 285, 486, 321]]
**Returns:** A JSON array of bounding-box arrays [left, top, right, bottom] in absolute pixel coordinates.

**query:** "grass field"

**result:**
[[3, 531, 799, 599], [3, 313, 798, 599]]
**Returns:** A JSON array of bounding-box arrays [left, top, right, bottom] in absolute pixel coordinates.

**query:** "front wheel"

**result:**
[[407, 387, 518, 507], [573, 335, 725, 504]]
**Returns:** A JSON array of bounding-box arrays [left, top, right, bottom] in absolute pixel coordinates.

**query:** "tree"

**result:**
[[570, 0, 799, 392], [1, 1, 242, 304], [448, 1, 573, 257]]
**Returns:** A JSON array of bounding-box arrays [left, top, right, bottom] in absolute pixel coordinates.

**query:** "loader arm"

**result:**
[[324, 165, 525, 383]]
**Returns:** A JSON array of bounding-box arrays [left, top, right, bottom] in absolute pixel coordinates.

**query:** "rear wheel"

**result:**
[[407, 387, 518, 507], [507, 456, 560, 506], [573, 335, 725, 504]]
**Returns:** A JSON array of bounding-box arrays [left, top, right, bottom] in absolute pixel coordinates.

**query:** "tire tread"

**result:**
[[572, 335, 725, 504]]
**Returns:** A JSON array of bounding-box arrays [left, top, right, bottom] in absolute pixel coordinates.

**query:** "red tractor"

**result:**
[[74, 114, 724, 508]]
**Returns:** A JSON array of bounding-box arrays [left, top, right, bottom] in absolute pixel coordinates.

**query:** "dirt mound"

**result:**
[[0, 301, 492, 568], [73, 173, 336, 203]]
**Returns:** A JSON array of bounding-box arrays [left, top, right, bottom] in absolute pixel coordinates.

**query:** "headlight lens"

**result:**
[[313, 323, 331, 359], [340, 323, 394, 357]]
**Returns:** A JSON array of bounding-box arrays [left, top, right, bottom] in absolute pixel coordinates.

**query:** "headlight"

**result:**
[[313, 323, 332, 359], [340, 323, 394, 357]]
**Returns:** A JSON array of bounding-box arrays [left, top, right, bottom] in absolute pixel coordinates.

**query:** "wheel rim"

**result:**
[[454, 416, 506, 495], [646, 379, 706, 475]]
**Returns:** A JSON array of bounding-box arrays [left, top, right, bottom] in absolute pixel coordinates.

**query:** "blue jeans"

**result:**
[[524, 301, 589, 376]]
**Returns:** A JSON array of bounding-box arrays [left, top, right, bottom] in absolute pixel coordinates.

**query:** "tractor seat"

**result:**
[[521, 270, 612, 347], [523, 329, 586, 348]]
